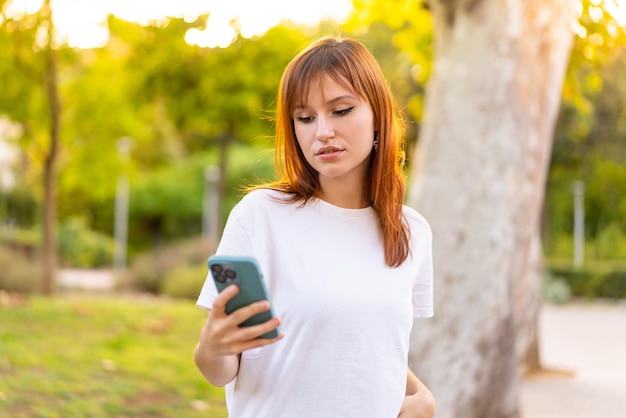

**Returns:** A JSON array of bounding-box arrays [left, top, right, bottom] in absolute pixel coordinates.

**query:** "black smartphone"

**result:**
[[208, 255, 278, 339]]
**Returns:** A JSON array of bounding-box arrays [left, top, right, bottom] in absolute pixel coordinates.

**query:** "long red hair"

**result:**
[[257, 36, 409, 267]]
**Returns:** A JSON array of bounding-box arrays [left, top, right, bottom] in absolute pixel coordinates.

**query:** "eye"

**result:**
[[296, 115, 314, 123], [334, 106, 355, 116]]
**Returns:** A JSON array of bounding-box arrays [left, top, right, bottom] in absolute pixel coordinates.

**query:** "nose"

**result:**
[[315, 117, 334, 141]]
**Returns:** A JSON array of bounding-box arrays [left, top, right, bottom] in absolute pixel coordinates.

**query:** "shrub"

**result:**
[[548, 260, 626, 299], [127, 145, 274, 254], [542, 270, 572, 304], [0, 224, 40, 256], [594, 222, 626, 260], [160, 264, 208, 300], [0, 245, 41, 293], [57, 217, 113, 268], [118, 237, 214, 294], [0, 186, 38, 227]]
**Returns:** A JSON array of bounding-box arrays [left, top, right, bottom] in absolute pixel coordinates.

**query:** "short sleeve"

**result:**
[[410, 214, 434, 318], [195, 206, 254, 310]]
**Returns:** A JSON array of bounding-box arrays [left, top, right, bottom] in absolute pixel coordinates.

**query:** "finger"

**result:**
[[227, 299, 271, 325], [211, 285, 239, 316], [233, 316, 282, 341], [231, 331, 284, 354], [209, 299, 276, 343]]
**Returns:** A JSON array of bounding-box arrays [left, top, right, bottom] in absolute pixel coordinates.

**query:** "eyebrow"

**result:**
[[294, 94, 358, 110], [326, 94, 357, 105]]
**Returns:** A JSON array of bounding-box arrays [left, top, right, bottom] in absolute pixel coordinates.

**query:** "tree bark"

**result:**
[[407, 1, 575, 416], [42, 0, 60, 295]]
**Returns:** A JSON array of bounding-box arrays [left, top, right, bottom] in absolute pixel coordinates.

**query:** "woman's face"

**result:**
[[292, 74, 375, 192]]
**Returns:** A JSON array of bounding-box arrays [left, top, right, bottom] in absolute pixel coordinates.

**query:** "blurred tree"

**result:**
[[406, 1, 576, 417], [116, 18, 311, 231], [56, 21, 156, 237], [343, 0, 434, 152], [557, 0, 626, 151], [1, 12, 312, 261], [0, 0, 70, 294], [546, 1, 626, 258]]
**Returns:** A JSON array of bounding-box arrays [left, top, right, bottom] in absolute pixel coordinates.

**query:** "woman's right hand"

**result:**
[[194, 285, 283, 386], [200, 284, 283, 359]]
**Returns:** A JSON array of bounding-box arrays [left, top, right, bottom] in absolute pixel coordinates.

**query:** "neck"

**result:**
[[318, 177, 369, 209]]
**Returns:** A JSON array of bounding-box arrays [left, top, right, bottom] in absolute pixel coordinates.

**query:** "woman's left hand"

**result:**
[[397, 392, 436, 418]]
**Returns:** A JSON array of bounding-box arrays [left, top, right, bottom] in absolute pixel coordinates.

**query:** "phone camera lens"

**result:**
[[211, 263, 237, 284]]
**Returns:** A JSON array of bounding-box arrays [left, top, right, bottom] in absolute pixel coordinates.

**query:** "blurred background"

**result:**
[[0, 0, 624, 417], [0, 0, 624, 297]]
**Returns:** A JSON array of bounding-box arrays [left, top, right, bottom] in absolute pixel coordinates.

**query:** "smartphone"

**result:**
[[208, 255, 279, 339]]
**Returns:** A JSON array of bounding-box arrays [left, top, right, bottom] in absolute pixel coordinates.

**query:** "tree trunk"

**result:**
[[42, 0, 60, 295], [407, 1, 575, 417]]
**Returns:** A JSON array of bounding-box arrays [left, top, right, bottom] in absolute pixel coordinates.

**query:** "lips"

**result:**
[[315, 146, 344, 156]]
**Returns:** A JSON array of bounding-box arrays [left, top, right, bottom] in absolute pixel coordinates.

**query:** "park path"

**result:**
[[58, 268, 115, 291], [521, 301, 626, 418], [58, 270, 626, 417]]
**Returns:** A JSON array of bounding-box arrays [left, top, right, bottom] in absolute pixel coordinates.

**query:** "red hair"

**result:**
[[256, 36, 409, 267]]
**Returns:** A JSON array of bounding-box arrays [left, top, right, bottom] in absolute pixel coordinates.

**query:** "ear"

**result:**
[[373, 131, 379, 152]]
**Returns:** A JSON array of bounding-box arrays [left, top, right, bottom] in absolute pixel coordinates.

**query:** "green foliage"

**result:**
[[594, 222, 626, 259], [547, 1, 626, 263], [129, 158, 207, 241], [0, 219, 114, 270], [0, 224, 40, 250], [0, 295, 226, 417], [119, 238, 213, 294], [584, 159, 626, 238], [549, 260, 626, 299], [222, 144, 276, 211], [560, 0, 626, 124], [0, 186, 38, 227], [128, 145, 273, 254], [2, 0, 625, 269], [343, 0, 433, 146], [542, 270, 572, 304], [0, 7, 51, 132], [544, 159, 626, 261], [115, 17, 309, 153], [57, 217, 113, 268], [0, 246, 41, 293], [161, 264, 208, 300]]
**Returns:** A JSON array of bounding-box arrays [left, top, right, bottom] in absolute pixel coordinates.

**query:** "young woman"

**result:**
[[194, 36, 435, 418]]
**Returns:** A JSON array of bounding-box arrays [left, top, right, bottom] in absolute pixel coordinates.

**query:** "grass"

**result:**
[[0, 293, 227, 417]]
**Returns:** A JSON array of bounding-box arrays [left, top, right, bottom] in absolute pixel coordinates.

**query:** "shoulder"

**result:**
[[241, 188, 291, 205], [402, 206, 432, 241], [402, 205, 430, 230], [231, 188, 293, 216]]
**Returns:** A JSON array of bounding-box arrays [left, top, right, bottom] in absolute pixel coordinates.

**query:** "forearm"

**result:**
[[404, 368, 436, 417], [194, 342, 240, 387], [194, 289, 281, 387], [406, 368, 420, 395]]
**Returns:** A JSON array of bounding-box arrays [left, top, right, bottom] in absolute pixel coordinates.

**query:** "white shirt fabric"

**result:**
[[196, 188, 433, 418]]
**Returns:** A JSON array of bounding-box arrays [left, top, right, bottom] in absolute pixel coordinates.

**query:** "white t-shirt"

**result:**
[[197, 189, 433, 418]]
